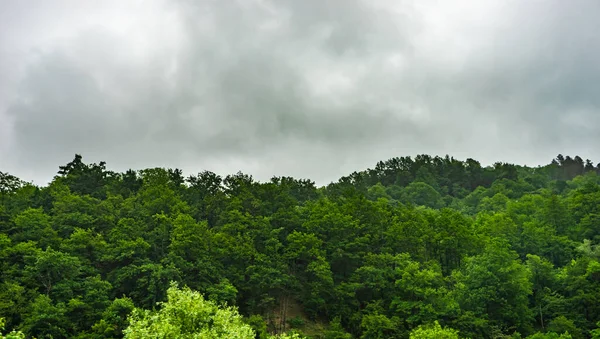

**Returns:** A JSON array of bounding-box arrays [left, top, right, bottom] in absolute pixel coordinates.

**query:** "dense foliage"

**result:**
[[1, 154, 600, 338]]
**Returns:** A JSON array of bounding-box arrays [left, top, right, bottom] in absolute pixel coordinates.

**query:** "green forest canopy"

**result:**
[[2, 154, 600, 338]]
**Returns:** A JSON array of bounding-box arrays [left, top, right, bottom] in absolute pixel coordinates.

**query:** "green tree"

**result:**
[[359, 312, 397, 339], [526, 331, 572, 338], [323, 317, 352, 339], [409, 321, 459, 339], [25, 247, 81, 299], [21, 295, 70, 339], [546, 316, 582, 339], [91, 297, 135, 338], [591, 321, 600, 339], [0, 317, 25, 339], [11, 208, 58, 249], [402, 182, 444, 209], [123, 283, 255, 338], [453, 240, 533, 336]]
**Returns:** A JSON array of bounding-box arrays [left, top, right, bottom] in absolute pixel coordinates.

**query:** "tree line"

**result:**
[[1, 154, 600, 338]]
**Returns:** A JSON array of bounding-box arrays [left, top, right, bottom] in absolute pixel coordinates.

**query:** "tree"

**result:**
[[351, 252, 456, 333], [323, 317, 352, 339], [527, 254, 557, 331], [91, 297, 135, 338], [402, 182, 444, 209], [55, 154, 115, 199], [123, 283, 255, 338], [11, 208, 58, 249], [25, 247, 81, 299], [21, 295, 70, 338], [0, 317, 25, 339], [591, 321, 600, 339], [453, 240, 533, 336], [166, 214, 220, 294], [0, 172, 25, 196], [359, 312, 397, 339], [409, 321, 459, 339], [186, 171, 226, 227], [546, 316, 582, 339], [526, 331, 573, 338]]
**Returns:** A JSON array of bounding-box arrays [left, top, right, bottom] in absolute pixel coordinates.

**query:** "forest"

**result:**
[[1, 153, 600, 338]]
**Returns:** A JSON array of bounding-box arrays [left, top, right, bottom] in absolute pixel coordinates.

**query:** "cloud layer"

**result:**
[[1, 0, 599, 185]]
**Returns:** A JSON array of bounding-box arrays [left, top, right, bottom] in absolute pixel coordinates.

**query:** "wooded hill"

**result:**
[[1, 154, 600, 338]]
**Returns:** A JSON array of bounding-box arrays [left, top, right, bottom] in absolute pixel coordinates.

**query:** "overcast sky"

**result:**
[[1, 0, 599, 186]]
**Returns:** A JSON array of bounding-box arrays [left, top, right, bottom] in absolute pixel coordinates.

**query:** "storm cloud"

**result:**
[[1, 0, 599, 185]]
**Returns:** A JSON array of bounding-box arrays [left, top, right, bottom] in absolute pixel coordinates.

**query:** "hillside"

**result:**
[[1, 154, 600, 338]]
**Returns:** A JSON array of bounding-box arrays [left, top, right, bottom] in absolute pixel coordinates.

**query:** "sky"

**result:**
[[1, 0, 599, 186]]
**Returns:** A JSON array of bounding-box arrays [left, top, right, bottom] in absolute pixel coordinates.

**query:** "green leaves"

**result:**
[[124, 283, 255, 339], [90, 297, 135, 338], [12, 208, 58, 249], [2, 153, 600, 338], [0, 317, 25, 339], [21, 294, 70, 338], [359, 313, 397, 339], [409, 321, 459, 339], [351, 253, 455, 334], [402, 182, 445, 209], [25, 247, 81, 299], [0, 172, 25, 196], [453, 240, 533, 335]]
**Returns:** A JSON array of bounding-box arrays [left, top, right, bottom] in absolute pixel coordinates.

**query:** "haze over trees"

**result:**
[[1, 154, 600, 338]]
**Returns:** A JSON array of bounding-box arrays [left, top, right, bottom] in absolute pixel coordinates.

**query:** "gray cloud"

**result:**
[[1, 0, 599, 185]]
